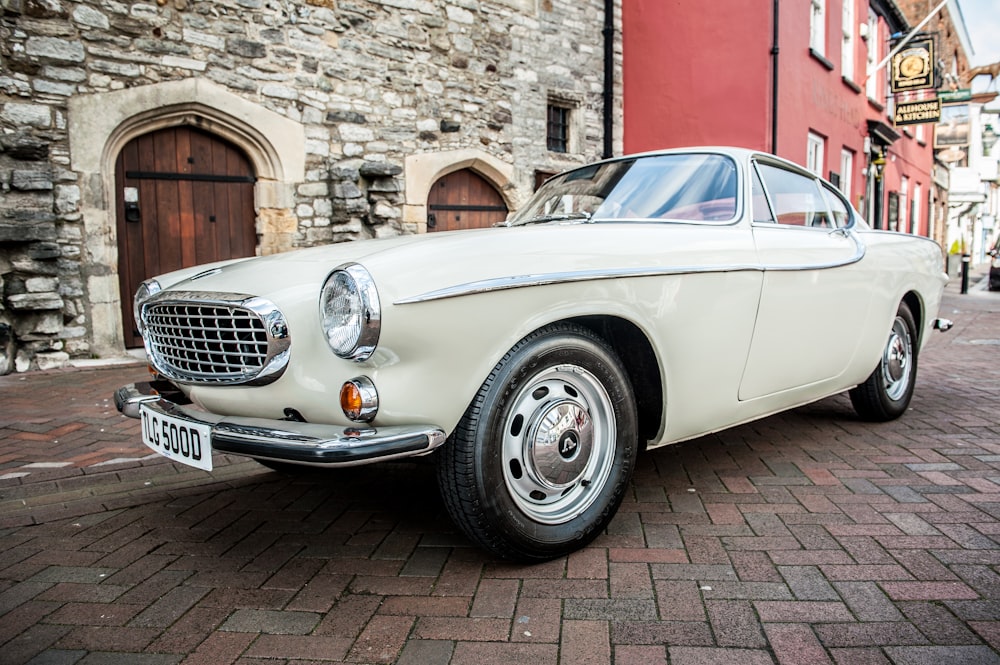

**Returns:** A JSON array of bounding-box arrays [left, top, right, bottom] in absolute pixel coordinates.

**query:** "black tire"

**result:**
[[849, 301, 918, 421], [436, 323, 638, 561]]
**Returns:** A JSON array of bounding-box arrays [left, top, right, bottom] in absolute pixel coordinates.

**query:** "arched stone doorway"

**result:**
[[403, 148, 521, 233], [115, 126, 258, 347], [67, 79, 305, 357], [427, 169, 509, 231]]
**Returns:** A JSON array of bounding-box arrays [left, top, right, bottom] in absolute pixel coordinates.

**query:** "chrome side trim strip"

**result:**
[[395, 265, 761, 304], [396, 233, 866, 305]]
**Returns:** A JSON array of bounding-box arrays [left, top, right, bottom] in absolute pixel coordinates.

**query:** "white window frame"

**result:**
[[911, 182, 921, 234], [839, 148, 853, 201], [899, 176, 908, 234], [842, 0, 855, 80], [807, 132, 825, 176], [810, 0, 826, 56], [865, 8, 879, 101]]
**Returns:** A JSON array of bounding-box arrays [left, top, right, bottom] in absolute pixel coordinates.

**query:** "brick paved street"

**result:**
[[1, 273, 998, 665]]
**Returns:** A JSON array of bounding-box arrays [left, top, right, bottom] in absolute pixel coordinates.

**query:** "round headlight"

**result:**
[[133, 279, 161, 334], [320, 263, 380, 360]]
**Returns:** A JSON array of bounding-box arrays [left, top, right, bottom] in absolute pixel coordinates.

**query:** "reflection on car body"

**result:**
[[115, 147, 950, 561]]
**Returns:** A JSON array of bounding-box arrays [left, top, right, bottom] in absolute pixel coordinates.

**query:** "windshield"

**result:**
[[508, 153, 740, 225]]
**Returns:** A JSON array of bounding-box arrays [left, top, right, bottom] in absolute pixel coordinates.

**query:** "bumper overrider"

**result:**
[[115, 382, 447, 467]]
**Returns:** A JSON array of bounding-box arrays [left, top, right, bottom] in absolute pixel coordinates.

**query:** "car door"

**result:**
[[739, 159, 873, 401]]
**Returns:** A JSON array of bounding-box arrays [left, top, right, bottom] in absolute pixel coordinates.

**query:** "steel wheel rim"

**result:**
[[501, 363, 617, 525], [881, 315, 912, 401]]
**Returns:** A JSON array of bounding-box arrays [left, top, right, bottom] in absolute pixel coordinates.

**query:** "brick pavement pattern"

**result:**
[[0, 277, 998, 664]]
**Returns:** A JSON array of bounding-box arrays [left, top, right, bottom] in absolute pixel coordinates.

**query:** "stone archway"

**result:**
[[115, 126, 259, 347], [427, 169, 509, 231], [67, 79, 305, 357], [403, 149, 521, 233]]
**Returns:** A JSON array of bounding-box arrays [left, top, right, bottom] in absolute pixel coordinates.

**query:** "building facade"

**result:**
[[0, 0, 623, 373], [621, 0, 939, 241], [894, 0, 975, 265], [895, 0, 998, 271]]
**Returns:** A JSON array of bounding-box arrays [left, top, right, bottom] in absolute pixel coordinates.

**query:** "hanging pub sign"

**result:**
[[934, 104, 970, 148], [894, 98, 942, 125], [938, 89, 972, 103], [890, 38, 936, 93]]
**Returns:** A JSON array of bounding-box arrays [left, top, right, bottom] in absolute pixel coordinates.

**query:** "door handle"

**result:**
[[125, 201, 141, 223]]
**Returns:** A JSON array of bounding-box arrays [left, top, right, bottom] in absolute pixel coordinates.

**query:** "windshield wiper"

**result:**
[[509, 211, 593, 226]]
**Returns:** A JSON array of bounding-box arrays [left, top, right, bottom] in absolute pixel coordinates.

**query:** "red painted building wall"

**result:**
[[622, 0, 936, 236], [622, 0, 772, 152]]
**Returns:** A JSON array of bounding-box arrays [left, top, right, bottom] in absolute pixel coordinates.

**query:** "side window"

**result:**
[[751, 165, 775, 223], [821, 184, 851, 228], [756, 163, 831, 228]]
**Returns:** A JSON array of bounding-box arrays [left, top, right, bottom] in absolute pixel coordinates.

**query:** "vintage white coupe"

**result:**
[[116, 147, 950, 560]]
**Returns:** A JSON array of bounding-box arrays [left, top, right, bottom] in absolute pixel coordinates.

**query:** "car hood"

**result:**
[[156, 222, 749, 306]]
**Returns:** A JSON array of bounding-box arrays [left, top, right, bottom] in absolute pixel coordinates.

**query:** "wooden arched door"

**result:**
[[116, 126, 257, 347], [426, 169, 508, 232]]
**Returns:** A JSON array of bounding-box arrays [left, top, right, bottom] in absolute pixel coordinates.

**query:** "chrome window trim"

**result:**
[[140, 290, 290, 386], [395, 231, 866, 305], [749, 220, 853, 232], [752, 159, 843, 231], [583, 217, 745, 227]]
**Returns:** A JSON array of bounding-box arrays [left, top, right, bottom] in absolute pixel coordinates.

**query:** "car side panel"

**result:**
[[370, 269, 764, 446], [173, 223, 943, 455], [839, 231, 947, 378], [182, 224, 764, 448], [739, 225, 874, 400], [704, 231, 946, 444]]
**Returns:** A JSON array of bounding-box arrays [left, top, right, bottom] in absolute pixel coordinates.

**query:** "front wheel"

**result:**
[[437, 323, 638, 561], [849, 301, 918, 421]]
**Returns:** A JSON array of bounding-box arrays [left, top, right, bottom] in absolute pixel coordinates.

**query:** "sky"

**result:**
[[957, 0, 1000, 69]]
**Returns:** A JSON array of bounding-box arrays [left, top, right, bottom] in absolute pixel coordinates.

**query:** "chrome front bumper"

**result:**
[[115, 382, 447, 467]]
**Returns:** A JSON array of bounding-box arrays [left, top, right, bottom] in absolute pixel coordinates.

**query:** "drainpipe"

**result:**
[[770, 0, 780, 154], [603, 0, 615, 158]]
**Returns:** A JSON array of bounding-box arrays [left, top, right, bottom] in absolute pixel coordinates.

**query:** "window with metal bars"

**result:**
[[546, 104, 570, 153]]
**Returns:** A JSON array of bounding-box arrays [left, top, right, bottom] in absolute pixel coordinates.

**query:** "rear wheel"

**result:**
[[437, 323, 638, 561], [849, 301, 918, 421]]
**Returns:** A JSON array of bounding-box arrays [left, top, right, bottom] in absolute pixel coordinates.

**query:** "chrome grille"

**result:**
[[142, 292, 289, 385]]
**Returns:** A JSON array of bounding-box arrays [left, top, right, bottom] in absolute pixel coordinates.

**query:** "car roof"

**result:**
[[571, 146, 824, 186]]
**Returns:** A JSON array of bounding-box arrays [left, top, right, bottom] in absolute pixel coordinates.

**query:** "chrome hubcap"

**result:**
[[528, 400, 593, 487], [501, 364, 616, 525], [881, 316, 912, 401]]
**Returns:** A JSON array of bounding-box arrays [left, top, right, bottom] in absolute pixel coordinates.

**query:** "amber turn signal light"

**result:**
[[340, 377, 378, 422]]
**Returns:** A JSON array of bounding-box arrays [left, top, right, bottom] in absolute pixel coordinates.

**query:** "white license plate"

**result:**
[[139, 404, 213, 471]]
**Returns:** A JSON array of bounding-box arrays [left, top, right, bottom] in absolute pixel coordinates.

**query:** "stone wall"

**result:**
[[0, 0, 622, 373]]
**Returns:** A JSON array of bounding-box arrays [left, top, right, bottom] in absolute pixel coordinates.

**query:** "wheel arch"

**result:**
[[901, 290, 924, 345], [564, 314, 664, 450]]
